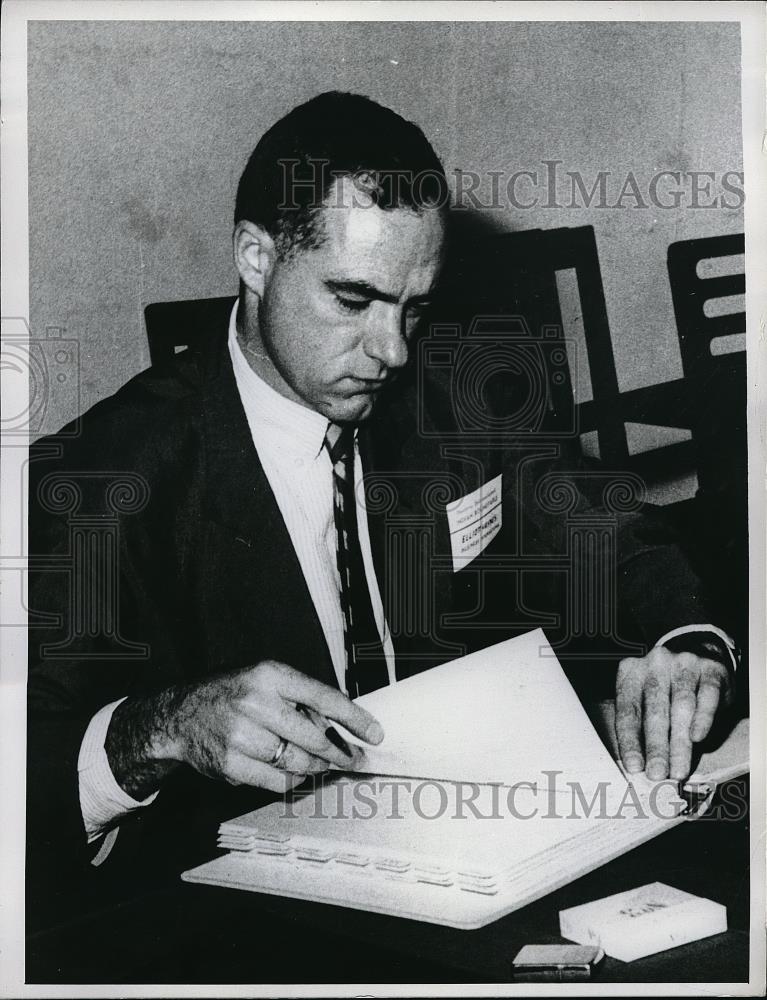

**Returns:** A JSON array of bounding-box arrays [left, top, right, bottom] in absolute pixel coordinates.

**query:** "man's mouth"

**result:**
[[345, 376, 388, 392]]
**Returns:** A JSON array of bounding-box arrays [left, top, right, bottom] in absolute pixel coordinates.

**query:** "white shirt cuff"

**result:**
[[78, 697, 159, 847], [655, 624, 738, 673]]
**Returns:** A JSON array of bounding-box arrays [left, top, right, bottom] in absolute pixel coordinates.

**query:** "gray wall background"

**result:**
[[28, 20, 743, 496]]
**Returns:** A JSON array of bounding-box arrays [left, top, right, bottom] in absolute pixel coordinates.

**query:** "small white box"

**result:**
[[559, 882, 727, 962]]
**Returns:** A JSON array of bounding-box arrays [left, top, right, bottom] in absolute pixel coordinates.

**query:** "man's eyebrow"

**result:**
[[324, 279, 433, 305]]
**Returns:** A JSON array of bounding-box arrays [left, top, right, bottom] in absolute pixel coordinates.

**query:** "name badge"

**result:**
[[445, 473, 503, 571]]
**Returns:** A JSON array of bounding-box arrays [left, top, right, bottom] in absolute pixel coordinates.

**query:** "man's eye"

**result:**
[[408, 301, 431, 320], [336, 295, 370, 314], [405, 303, 430, 331]]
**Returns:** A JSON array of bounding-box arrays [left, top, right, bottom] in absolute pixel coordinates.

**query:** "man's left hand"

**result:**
[[615, 646, 733, 781]]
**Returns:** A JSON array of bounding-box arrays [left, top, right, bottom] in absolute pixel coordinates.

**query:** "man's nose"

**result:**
[[364, 310, 409, 371]]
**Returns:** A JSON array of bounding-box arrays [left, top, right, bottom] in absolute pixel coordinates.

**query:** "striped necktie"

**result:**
[[324, 422, 390, 698]]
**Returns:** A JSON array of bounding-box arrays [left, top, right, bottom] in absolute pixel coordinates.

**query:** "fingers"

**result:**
[[224, 753, 306, 793], [617, 649, 731, 783], [232, 713, 340, 774], [642, 661, 671, 781], [267, 702, 364, 770], [270, 738, 329, 776], [616, 659, 645, 773], [232, 661, 381, 771], [223, 699, 330, 774], [228, 724, 327, 779], [276, 703, 361, 770], [181, 661, 384, 790], [691, 661, 727, 742], [270, 664, 385, 745], [225, 715, 316, 769], [669, 663, 697, 780]]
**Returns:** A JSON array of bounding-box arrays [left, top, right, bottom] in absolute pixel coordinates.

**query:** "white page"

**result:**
[[335, 629, 626, 795]]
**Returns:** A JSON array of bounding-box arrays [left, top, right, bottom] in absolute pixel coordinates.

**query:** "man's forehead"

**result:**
[[316, 179, 446, 293]]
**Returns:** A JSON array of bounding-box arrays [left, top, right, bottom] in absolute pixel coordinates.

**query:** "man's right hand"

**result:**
[[105, 661, 384, 800]]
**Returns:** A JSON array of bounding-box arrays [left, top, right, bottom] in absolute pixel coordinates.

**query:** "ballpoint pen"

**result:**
[[295, 703, 356, 760]]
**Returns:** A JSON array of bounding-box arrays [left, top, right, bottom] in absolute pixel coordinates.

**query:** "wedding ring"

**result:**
[[269, 737, 289, 768]]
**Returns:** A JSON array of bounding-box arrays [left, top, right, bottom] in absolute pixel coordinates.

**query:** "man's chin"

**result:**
[[323, 393, 378, 424]]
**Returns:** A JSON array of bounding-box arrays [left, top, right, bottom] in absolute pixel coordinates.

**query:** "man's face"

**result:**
[[256, 176, 446, 423]]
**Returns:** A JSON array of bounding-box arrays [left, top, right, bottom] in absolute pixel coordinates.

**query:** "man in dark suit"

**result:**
[[27, 92, 736, 923]]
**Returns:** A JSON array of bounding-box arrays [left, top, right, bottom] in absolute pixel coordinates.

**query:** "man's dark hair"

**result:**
[[234, 91, 449, 256]]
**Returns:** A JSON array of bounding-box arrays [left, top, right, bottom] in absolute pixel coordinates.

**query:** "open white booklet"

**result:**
[[334, 628, 625, 796], [183, 630, 749, 928]]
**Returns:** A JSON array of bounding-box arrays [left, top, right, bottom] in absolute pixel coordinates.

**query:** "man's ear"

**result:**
[[233, 221, 277, 298]]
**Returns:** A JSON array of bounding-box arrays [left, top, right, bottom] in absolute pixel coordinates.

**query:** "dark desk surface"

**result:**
[[27, 778, 750, 986]]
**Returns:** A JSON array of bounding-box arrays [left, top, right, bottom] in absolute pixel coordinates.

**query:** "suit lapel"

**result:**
[[360, 377, 464, 678], [197, 318, 337, 688]]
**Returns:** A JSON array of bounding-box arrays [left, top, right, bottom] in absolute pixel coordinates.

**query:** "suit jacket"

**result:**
[[26, 298, 718, 924]]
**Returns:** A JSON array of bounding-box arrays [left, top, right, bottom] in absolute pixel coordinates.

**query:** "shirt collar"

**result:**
[[228, 300, 331, 460]]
